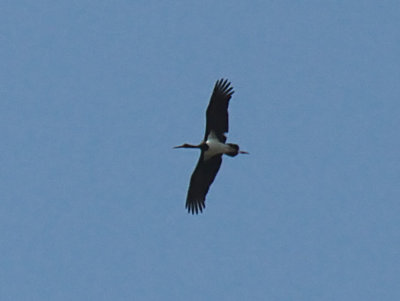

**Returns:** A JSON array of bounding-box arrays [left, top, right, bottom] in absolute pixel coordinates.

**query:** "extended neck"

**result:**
[[173, 143, 201, 149]]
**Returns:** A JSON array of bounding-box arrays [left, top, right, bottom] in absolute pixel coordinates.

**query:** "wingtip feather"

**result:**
[[186, 199, 205, 215], [214, 78, 234, 97]]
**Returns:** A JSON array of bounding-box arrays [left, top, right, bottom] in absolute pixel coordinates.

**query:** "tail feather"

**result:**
[[226, 143, 239, 157]]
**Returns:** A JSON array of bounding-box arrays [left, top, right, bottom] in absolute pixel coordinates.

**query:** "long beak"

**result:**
[[239, 150, 249, 154], [173, 143, 199, 149], [173, 144, 190, 149]]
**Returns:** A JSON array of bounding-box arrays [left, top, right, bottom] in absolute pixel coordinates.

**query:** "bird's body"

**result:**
[[174, 79, 247, 214], [203, 131, 237, 160]]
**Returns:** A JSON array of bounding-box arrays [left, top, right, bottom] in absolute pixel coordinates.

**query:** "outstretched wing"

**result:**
[[186, 154, 223, 214], [204, 79, 234, 143]]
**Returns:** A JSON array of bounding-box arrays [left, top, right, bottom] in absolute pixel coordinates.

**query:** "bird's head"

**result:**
[[173, 143, 200, 149]]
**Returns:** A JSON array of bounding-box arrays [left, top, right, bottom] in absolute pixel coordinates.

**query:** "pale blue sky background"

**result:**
[[1, 1, 399, 300]]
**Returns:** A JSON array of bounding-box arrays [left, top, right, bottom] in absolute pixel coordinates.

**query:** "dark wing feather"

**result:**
[[186, 154, 223, 214], [204, 79, 234, 143]]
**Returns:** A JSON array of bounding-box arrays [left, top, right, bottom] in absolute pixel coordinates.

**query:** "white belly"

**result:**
[[203, 137, 231, 161]]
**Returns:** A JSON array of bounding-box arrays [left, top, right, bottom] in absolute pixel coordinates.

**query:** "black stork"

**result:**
[[174, 79, 248, 214]]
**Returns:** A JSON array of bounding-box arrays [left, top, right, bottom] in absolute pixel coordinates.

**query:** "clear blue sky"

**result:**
[[1, 1, 399, 300]]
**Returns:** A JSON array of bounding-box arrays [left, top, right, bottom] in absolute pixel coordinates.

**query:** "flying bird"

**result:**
[[174, 79, 248, 214]]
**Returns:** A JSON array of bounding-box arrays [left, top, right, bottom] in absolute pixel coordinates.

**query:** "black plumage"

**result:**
[[186, 154, 222, 214], [174, 79, 247, 214], [204, 79, 234, 143]]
